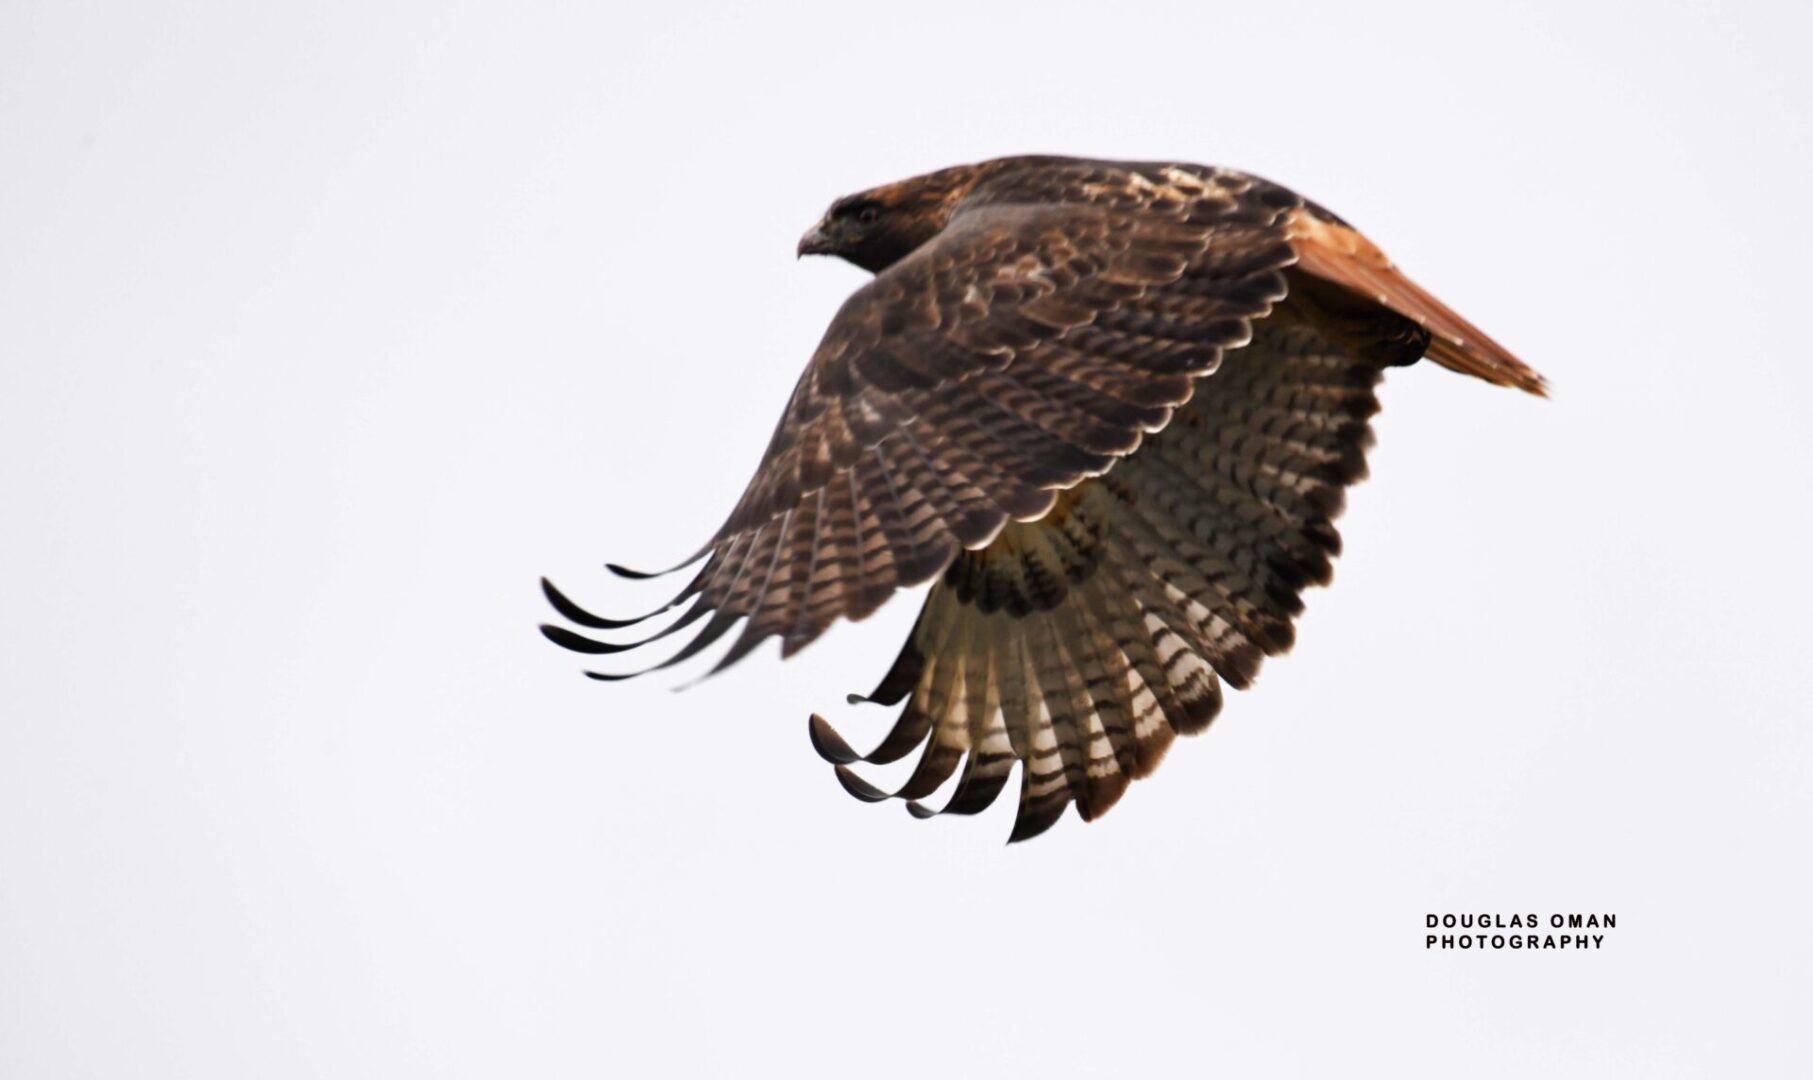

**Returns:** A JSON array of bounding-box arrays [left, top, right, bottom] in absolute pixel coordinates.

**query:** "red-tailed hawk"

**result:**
[[543, 156, 1545, 841]]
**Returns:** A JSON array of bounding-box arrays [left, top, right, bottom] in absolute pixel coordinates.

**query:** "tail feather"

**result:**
[[1286, 206, 1548, 396]]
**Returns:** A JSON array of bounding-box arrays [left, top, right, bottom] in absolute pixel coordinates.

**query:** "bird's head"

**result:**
[[797, 164, 988, 273]]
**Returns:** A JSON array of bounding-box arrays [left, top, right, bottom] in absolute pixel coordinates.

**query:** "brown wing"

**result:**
[[544, 154, 1546, 839], [543, 164, 1304, 675], [809, 301, 1402, 840]]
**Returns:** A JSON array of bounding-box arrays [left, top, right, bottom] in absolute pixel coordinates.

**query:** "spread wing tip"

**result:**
[[540, 577, 674, 630], [604, 542, 713, 580], [539, 623, 639, 655], [808, 713, 862, 765]]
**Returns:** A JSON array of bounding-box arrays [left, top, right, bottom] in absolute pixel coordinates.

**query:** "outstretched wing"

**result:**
[[544, 164, 1304, 675], [809, 306, 1399, 840]]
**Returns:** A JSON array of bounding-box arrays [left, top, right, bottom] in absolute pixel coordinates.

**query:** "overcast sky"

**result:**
[[4, 1, 1810, 1076]]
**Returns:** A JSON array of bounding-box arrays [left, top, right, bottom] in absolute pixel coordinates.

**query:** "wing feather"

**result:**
[[548, 162, 1299, 672], [816, 312, 1392, 839]]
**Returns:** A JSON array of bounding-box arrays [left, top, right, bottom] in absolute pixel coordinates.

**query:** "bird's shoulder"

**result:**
[[817, 158, 1304, 350]]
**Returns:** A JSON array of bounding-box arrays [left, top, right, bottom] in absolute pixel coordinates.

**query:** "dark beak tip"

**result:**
[[797, 224, 834, 258]]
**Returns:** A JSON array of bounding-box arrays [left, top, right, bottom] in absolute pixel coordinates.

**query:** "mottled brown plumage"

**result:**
[[543, 155, 1545, 841]]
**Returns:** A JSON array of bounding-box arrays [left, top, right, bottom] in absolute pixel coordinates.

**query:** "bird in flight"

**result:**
[[542, 155, 1545, 841]]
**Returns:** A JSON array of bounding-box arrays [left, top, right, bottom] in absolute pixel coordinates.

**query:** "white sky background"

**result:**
[[3, 0, 1810, 1075]]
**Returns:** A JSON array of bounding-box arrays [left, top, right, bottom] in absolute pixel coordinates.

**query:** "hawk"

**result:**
[[543, 155, 1545, 841]]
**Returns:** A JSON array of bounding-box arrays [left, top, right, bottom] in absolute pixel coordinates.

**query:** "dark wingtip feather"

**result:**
[[541, 577, 666, 630], [1168, 683, 1225, 736], [605, 562, 663, 580], [905, 767, 1013, 822], [603, 545, 713, 581], [582, 669, 639, 682], [833, 765, 892, 803], [860, 636, 927, 708], [1007, 800, 1069, 844], [808, 714, 862, 765], [540, 624, 642, 655]]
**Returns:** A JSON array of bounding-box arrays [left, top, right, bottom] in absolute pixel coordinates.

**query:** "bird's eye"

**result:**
[[857, 206, 879, 225]]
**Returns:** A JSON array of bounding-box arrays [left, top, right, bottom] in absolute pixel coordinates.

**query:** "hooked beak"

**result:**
[[797, 219, 838, 258]]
